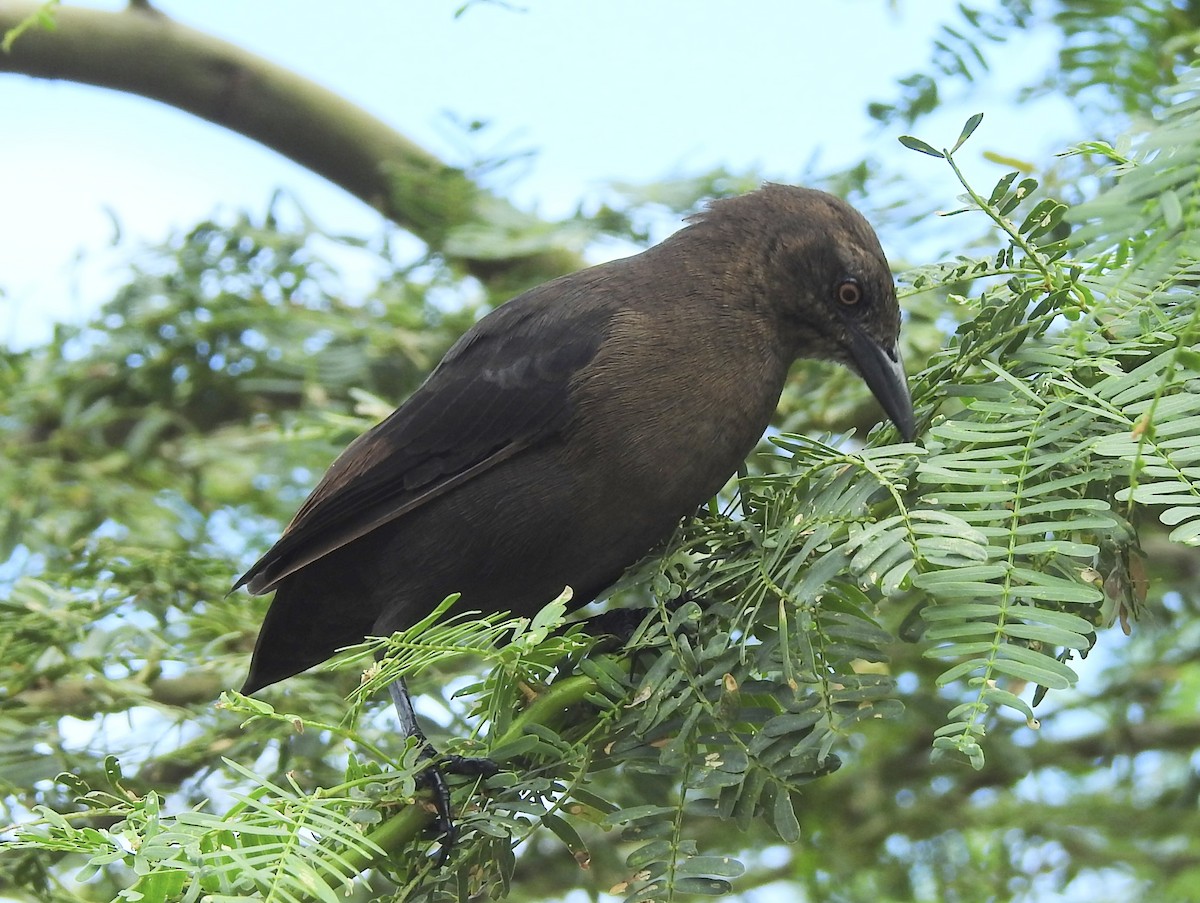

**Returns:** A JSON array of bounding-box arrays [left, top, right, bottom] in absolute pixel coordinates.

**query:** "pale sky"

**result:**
[[0, 7, 1132, 901], [0, 1, 1077, 346]]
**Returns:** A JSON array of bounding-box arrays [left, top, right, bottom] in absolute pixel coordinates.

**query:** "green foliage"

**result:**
[[871, 1, 1034, 125], [6, 21, 1200, 903], [876, 0, 1200, 127], [10, 754, 393, 903], [7, 95, 1200, 899]]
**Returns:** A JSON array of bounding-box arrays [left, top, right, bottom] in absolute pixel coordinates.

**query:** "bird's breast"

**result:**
[[567, 306, 790, 516]]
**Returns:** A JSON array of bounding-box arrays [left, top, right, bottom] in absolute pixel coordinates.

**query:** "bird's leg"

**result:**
[[581, 593, 698, 679], [387, 676, 427, 742], [386, 678, 498, 863], [583, 591, 694, 646], [580, 606, 658, 646]]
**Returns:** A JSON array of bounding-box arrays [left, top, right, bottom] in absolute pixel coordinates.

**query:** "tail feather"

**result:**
[[239, 548, 379, 694]]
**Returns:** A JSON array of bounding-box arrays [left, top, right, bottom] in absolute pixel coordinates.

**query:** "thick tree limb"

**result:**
[[0, 1, 582, 283]]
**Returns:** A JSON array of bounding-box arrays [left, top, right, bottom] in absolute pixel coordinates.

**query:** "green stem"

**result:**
[[491, 673, 601, 749], [943, 148, 1088, 308]]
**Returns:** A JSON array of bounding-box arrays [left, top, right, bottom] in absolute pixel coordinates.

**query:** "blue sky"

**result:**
[[1, 1, 1078, 346]]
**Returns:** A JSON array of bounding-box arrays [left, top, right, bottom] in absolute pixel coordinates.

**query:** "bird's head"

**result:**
[[691, 183, 915, 441]]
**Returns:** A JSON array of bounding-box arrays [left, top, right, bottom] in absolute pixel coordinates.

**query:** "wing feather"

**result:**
[[233, 287, 615, 595]]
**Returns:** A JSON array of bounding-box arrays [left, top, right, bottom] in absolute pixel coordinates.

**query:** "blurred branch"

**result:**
[[7, 670, 224, 714], [0, 1, 583, 285]]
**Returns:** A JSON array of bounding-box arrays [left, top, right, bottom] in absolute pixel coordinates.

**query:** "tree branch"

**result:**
[[8, 670, 226, 714], [0, 2, 583, 283]]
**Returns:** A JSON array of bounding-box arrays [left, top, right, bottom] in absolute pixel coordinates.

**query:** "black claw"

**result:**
[[388, 676, 502, 861], [414, 752, 457, 863], [413, 751, 500, 863], [441, 754, 501, 778]]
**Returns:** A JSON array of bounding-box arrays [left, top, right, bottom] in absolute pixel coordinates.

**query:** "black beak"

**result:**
[[846, 327, 915, 441]]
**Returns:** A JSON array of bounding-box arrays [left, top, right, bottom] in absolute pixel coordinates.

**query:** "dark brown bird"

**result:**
[[236, 184, 913, 696]]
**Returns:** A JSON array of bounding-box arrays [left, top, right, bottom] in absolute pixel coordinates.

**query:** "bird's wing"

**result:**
[[234, 291, 616, 594]]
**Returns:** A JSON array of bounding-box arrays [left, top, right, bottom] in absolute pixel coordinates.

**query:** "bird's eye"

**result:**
[[837, 279, 863, 306]]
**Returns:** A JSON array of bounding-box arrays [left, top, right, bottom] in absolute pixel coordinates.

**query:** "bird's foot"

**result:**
[[415, 750, 500, 864], [387, 679, 500, 862], [440, 754, 500, 777]]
